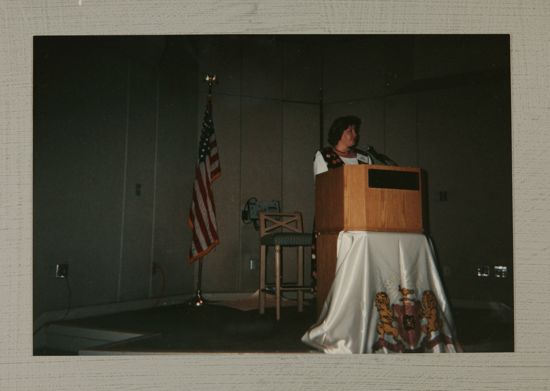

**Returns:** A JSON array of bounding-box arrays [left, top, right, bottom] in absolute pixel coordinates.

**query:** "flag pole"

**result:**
[[187, 74, 218, 307], [188, 257, 206, 307]]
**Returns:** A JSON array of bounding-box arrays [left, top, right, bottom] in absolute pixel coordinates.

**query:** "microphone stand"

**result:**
[[362, 146, 398, 166]]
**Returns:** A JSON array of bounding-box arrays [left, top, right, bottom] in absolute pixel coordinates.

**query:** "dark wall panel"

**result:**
[[413, 35, 510, 80], [282, 102, 319, 227], [417, 83, 512, 304], [322, 36, 414, 103], [385, 93, 418, 167], [34, 37, 199, 321], [283, 39, 323, 103], [242, 37, 283, 99], [118, 61, 158, 302], [34, 40, 129, 316], [152, 43, 198, 297]]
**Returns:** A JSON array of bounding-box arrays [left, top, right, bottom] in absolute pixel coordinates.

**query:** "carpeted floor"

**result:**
[[35, 298, 318, 355], [98, 305, 316, 354], [34, 295, 513, 355]]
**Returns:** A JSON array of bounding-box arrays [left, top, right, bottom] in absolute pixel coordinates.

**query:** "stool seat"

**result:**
[[260, 233, 312, 247]]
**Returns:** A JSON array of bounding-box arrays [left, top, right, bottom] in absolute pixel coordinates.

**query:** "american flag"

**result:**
[[187, 98, 221, 262]]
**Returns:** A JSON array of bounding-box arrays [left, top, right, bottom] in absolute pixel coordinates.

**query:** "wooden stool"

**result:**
[[258, 212, 313, 320]]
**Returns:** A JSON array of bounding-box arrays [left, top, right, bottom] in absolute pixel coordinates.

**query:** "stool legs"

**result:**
[[275, 244, 281, 321], [259, 243, 308, 320], [298, 246, 304, 313], [259, 244, 266, 314]]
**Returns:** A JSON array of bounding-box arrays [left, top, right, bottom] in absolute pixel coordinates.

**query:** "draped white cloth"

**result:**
[[302, 231, 459, 353]]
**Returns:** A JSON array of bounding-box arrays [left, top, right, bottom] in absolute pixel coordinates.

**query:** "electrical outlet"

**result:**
[[56, 263, 68, 279], [476, 265, 490, 278], [494, 265, 508, 278], [249, 258, 258, 271]]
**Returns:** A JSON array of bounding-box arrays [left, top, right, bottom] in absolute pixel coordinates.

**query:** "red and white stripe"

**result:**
[[188, 109, 221, 262], [208, 134, 220, 181]]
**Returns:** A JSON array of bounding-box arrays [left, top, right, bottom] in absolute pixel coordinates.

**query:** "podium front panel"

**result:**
[[315, 165, 423, 233]]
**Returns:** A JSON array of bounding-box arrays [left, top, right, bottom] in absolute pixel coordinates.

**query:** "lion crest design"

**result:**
[[372, 287, 453, 353], [374, 292, 399, 339], [421, 290, 442, 334]]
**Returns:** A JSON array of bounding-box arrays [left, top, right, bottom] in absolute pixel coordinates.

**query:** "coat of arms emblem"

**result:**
[[372, 286, 453, 353]]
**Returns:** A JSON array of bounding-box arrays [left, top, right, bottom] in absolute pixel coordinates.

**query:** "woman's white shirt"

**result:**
[[313, 150, 372, 177]]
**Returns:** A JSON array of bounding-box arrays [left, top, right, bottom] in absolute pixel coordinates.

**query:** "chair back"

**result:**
[[258, 212, 304, 238]]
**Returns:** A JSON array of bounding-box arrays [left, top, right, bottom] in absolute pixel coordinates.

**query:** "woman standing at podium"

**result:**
[[310, 115, 372, 283], [313, 115, 372, 176]]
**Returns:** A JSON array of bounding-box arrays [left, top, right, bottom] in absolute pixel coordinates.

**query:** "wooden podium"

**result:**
[[315, 164, 425, 314]]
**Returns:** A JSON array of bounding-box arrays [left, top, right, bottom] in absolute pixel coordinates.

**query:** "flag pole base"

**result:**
[[187, 289, 207, 307]]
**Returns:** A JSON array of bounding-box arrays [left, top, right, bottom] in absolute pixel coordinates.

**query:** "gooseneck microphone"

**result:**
[[355, 146, 398, 166]]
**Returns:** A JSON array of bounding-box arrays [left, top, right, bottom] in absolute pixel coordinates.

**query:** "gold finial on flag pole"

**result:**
[[204, 74, 218, 96]]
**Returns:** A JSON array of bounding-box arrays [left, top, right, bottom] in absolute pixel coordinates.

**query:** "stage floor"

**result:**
[[34, 296, 513, 355]]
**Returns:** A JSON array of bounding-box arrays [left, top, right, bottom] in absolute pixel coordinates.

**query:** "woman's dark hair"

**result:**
[[327, 115, 361, 146]]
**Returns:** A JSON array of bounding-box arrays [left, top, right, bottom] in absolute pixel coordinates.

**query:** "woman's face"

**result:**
[[339, 125, 358, 148]]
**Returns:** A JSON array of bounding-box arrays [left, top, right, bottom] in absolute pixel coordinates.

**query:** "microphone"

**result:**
[[358, 145, 398, 166]]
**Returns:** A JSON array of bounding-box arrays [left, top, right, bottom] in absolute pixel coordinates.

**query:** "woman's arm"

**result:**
[[313, 150, 328, 177]]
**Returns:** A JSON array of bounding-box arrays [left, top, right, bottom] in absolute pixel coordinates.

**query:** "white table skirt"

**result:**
[[302, 231, 459, 353]]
